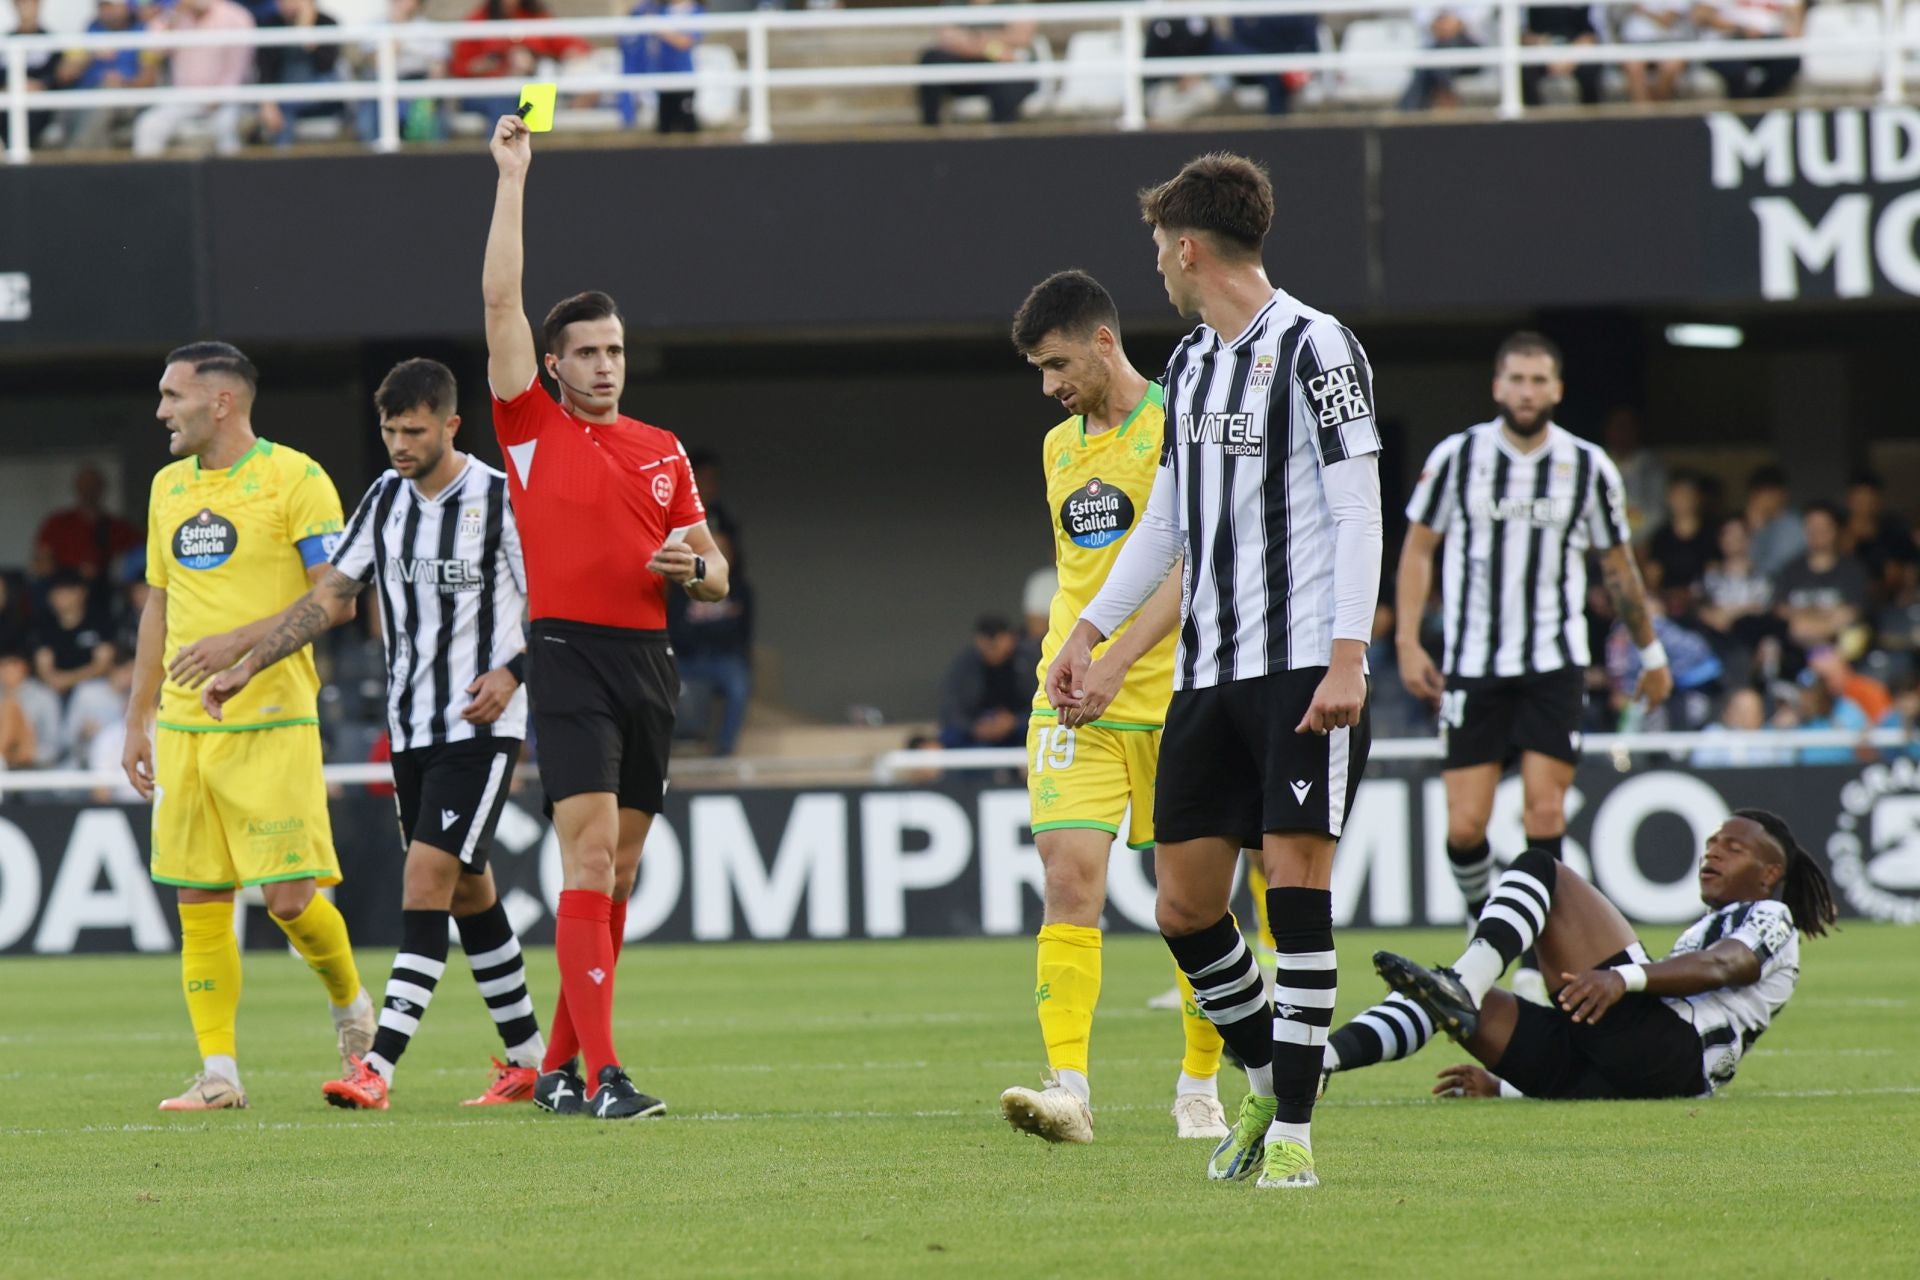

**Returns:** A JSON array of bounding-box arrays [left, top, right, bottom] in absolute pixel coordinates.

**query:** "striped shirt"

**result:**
[[1662, 898, 1800, 1093], [1157, 288, 1383, 688], [331, 458, 528, 750], [1405, 421, 1630, 679]]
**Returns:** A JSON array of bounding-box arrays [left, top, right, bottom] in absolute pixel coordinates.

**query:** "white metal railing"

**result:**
[[0, 727, 1909, 795], [4, 0, 1914, 164]]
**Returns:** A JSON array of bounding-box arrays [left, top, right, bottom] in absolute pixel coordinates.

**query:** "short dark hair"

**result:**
[[1848, 469, 1884, 491], [166, 341, 258, 394], [374, 358, 458, 420], [1011, 270, 1120, 354], [1802, 499, 1843, 525], [1138, 152, 1274, 258], [1494, 331, 1563, 378], [542, 291, 624, 356], [975, 614, 1013, 638], [1747, 465, 1789, 494]]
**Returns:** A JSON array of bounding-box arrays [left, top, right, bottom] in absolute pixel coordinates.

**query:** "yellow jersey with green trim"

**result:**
[[1031, 385, 1177, 728], [146, 439, 345, 732]]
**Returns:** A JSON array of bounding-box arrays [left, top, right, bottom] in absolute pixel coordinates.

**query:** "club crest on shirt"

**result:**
[[460, 505, 484, 540], [1060, 477, 1135, 550], [1250, 353, 1276, 389], [652, 473, 674, 507], [173, 508, 239, 570]]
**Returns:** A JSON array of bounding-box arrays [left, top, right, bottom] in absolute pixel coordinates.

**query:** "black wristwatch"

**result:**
[[686, 555, 707, 588]]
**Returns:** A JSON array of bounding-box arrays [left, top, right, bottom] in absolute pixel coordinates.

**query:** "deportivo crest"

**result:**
[[1306, 364, 1371, 429], [652, 473, 673, 507]]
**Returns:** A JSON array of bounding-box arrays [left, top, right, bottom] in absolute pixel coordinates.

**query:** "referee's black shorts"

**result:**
[[1154, 668, 1372, 848], [391, 737, 522, 873], [1490, 947, 1707, 1100], [527, 619, 678, 815], [1440, 668, 1585, 771]]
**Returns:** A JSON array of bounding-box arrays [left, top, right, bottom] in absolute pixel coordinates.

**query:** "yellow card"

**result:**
[[517, 83, 557, 133]]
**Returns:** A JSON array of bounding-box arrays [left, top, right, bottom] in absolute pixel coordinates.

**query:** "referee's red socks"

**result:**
[[544, 895, 630, 1075], [554, 889, 620, 1080]]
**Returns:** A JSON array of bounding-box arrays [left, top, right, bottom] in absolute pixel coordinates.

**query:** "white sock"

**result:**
[[1244, 1062, 1275, 1098], [1176, 1071, 1219, 1098], [329, 988, 372, 1026], [366, 1052, 396, 1082], [1054, 1069, 1090, 1103], [204, 1054, 240, 1087], [507, 1032, 546, 1070], [1321, 1042, 1343, 1074], [1454, 939, 1506, 1005], [1266, 1119, 1311, 1151]]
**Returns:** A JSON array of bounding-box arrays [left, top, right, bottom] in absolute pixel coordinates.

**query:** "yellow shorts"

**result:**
[[1026, 716, 1161, 850], [151, 724, 340, 890]]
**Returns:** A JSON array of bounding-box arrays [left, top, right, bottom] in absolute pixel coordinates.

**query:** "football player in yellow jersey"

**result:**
[[996, 270, 1233, 1145], [121, 342, 375, 1111]]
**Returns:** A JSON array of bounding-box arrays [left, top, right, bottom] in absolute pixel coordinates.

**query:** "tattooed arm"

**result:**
[[199, 568, 367, 721], [1600, 544, 1673, 710]]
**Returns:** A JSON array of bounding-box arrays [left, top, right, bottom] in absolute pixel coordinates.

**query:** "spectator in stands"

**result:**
[[1144, 6, 1220, 121], [133, 0, 256, 157], [899, 731, 945, 785], [451, 0, 593, 120], [1607, 594, 1723, 730], [32, 571, 115, 700], [917, 0, 1037, 126], [938, 614, 1032, 748], [1522, 0, 1601, 106], [255, 0, 345, 147], [66, 657, 134, 772], [620, 0, 703, 134], [1699, 514, 1779, 667], [1806, 646, 1891, 727], [1689, 686, 1791, 768], [52, 0, 159, 151], [0, 576, 30, 662], [0, 648, 40, 770], [1612, 0, 1692, 101], [33, 466, 138, 587], [0, 646, 63, 768], [1648, 470, 1715, 612], [1744, 465, 1804, 578], [1875, 561, 1920, 654], [1778, 666, 1871, 765], [1603, 407, 1666, 544], [1400, 4, 1491, 111], [1225, 13, 1320, 115], [1694, 0, 1802, 99], [1843, 471, 1917, 608], [689, 449, 742, 566], [350, 0, 451, 142], [1774, 501, 1869, 657], [669, 532, 752, 756], [0, 0, 61, 150]]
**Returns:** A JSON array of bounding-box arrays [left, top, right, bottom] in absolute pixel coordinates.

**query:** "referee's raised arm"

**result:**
[[483, 115, 539, 399]]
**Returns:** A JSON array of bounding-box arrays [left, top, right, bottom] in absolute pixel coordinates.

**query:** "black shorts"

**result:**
[[527, 619, 678, 814], [1491, 947, 1707, 1100], [1440, 668, 1585, 770], [391, 737, 522, 873], [1155, 668, 1372, 848]]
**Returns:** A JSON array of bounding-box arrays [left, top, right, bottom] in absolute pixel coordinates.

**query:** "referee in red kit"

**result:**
[[483, 112, 731, 1119]]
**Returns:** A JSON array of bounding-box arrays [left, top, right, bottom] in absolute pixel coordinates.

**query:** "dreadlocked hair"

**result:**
[[1734, 808, 1837, 939]]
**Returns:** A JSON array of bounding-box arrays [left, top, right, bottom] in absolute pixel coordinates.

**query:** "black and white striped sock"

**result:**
[[1267, 887, 1337, 1145], [1325, 994, 1435, 1073], [1447, 839, 1494, 917], [1457, 847, 1560, 1002], [365, 909, 448, 1082], [455, 900, 543, 1067], [1164, 913, 1276, 1097]]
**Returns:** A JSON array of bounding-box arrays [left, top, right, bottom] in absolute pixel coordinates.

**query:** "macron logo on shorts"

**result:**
[[440, 808, 460, 830], [1290, 780, 1314, 804], [588, 967, 607, 985]]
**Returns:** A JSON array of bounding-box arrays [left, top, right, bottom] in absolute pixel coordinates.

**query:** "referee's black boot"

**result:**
[[534, 1059, 588, 1116], [588, 1065, 666, 1121], [1374, 951, 1479, 1046]]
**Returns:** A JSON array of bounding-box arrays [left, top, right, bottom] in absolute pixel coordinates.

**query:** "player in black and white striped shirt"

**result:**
[[202, 359, 546, 1110], [1050, 153, 1383, 1191], [1397, 333, 1672, 997]]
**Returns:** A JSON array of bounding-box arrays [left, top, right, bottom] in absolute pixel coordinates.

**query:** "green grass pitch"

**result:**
[[2, 926, 1915, 1279]]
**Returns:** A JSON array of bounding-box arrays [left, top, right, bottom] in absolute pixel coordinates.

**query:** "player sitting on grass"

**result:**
[[1326, 809, 1833, 1100]]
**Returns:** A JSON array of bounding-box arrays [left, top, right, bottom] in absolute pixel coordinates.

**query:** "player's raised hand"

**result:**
[[1556, 968, 1627, 1025], [169, 629, 252, 689], [121, 721, 155, 801], [491, 113, 532, 178], [1433, 1063, 1500, 1098], [200, 664, 254, 722], [462, 665, 520, 724]]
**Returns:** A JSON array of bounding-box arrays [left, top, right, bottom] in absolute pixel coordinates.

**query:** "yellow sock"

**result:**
[[1248, 861, 1276, 952], [1035, 923, 1102, 1080], [273, 893, 362, 1007], [178, 901, 242, 1060], [1175, 964, 1224, 1080]]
